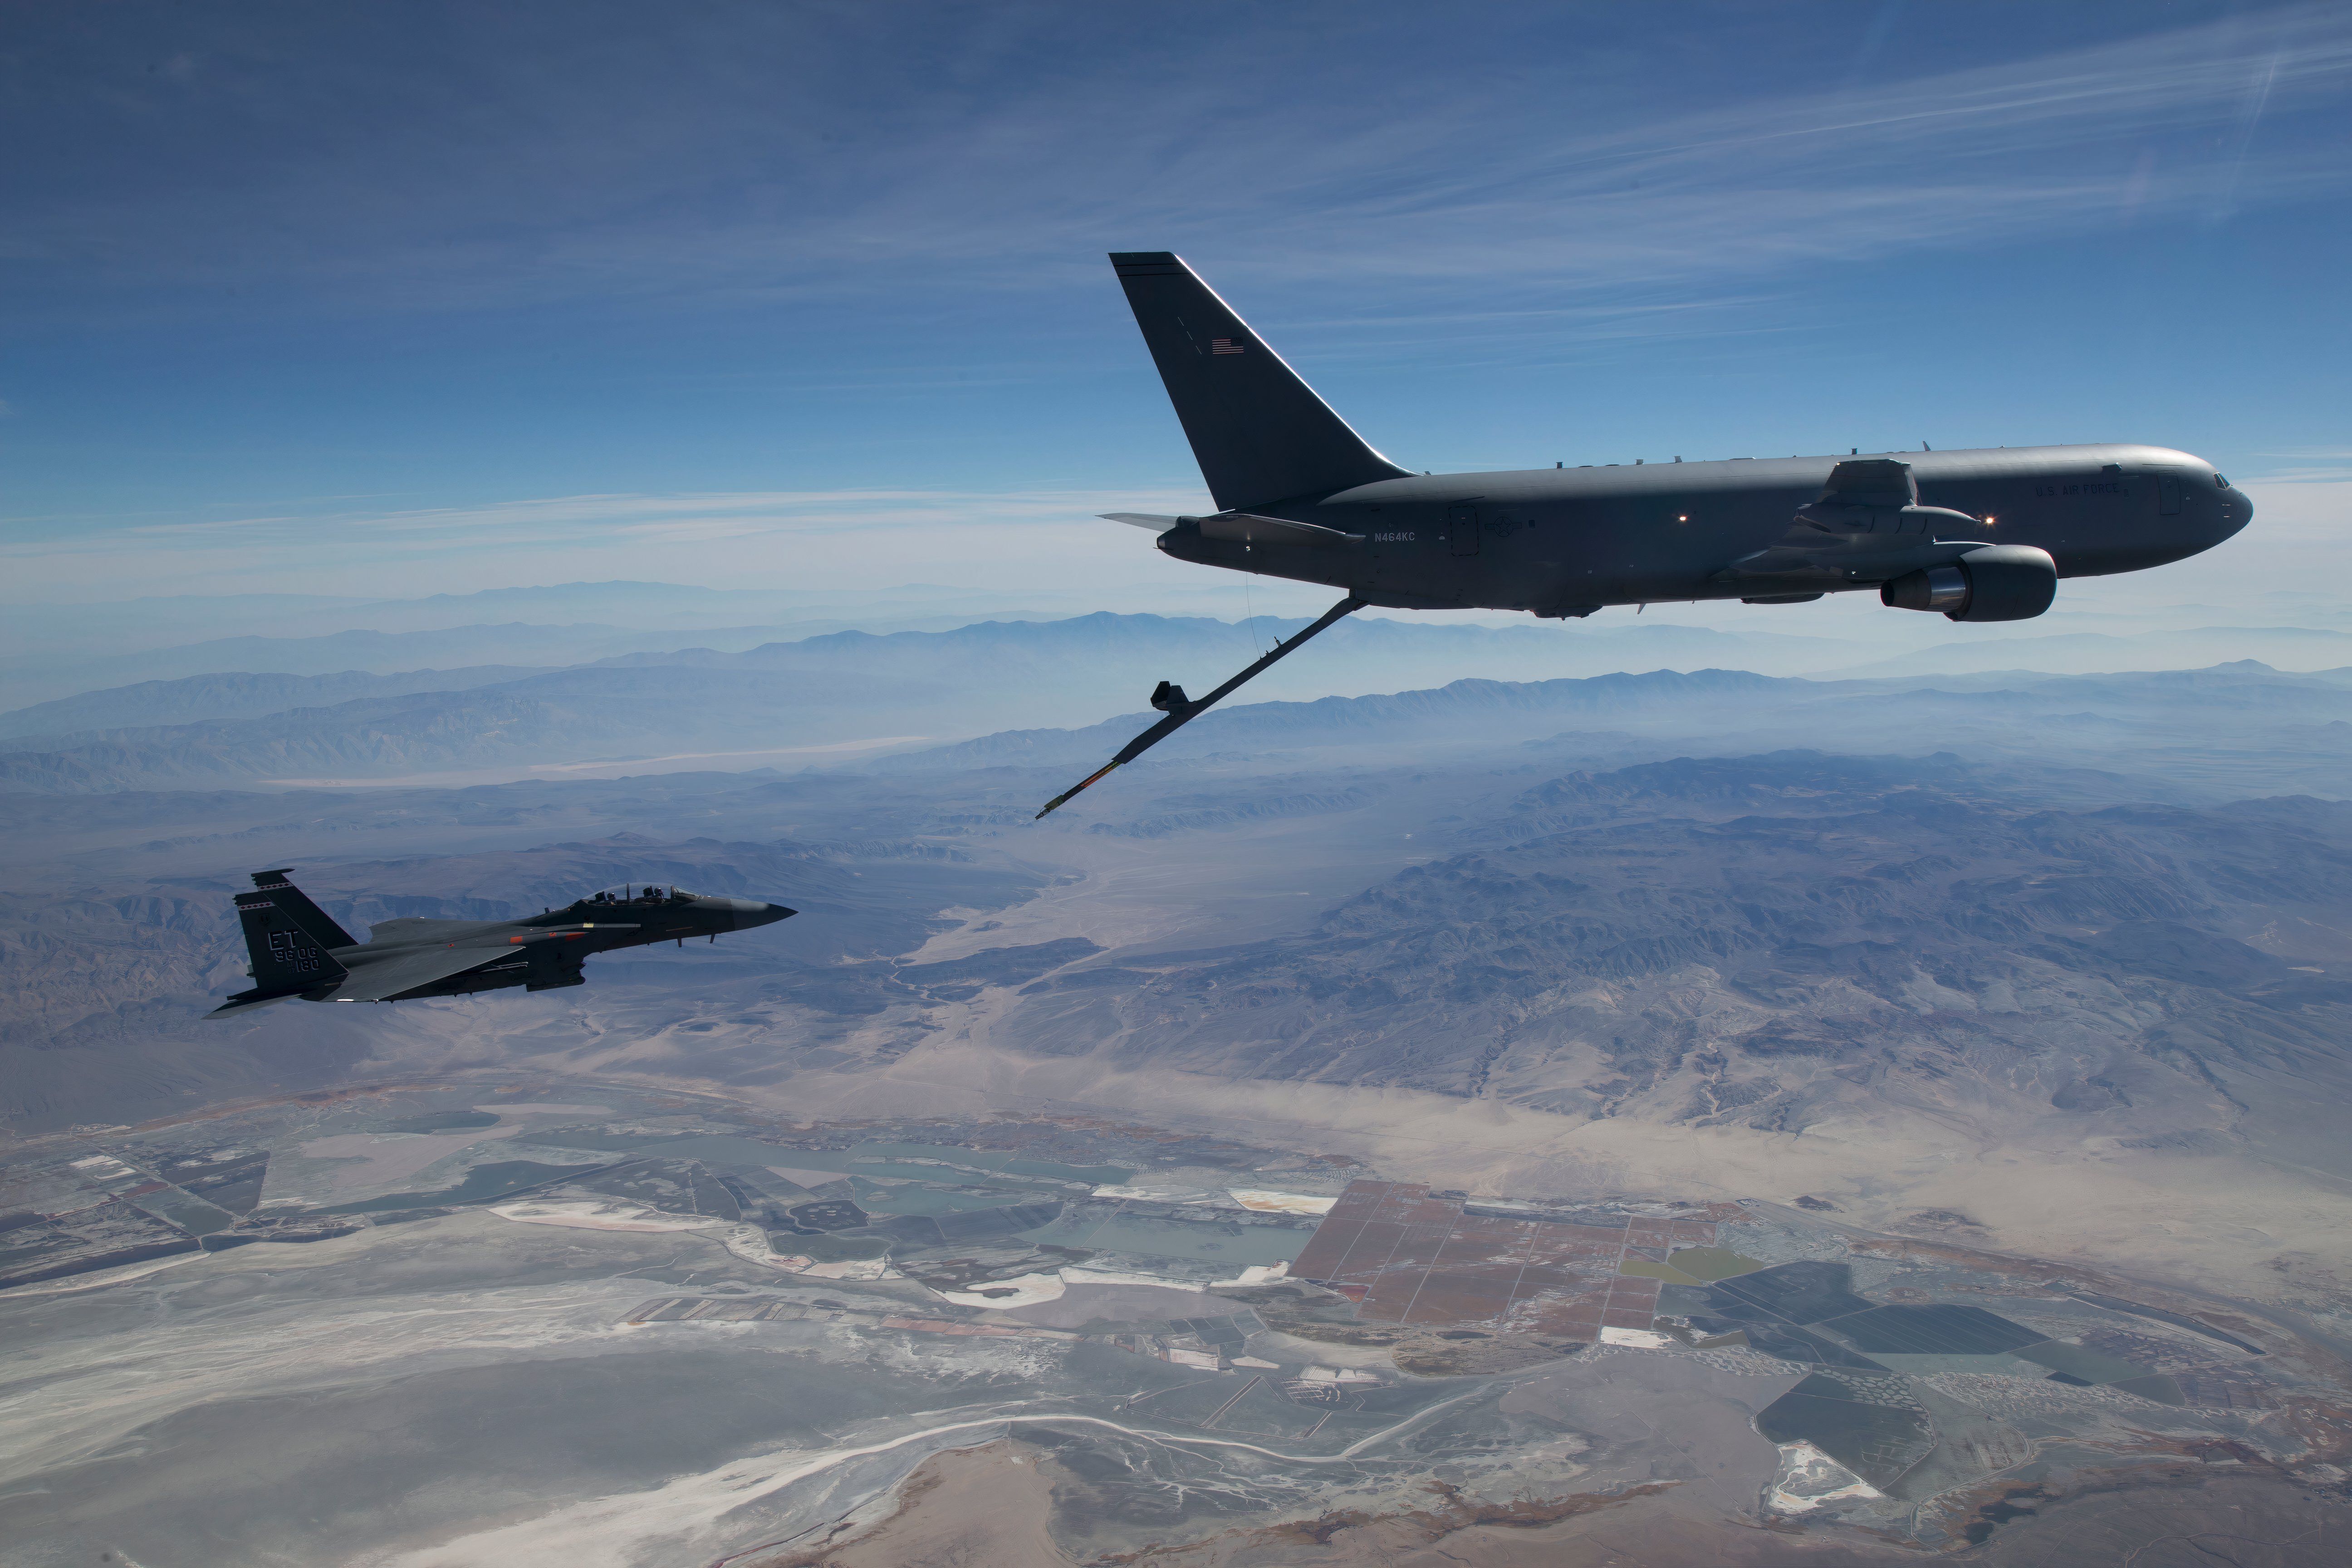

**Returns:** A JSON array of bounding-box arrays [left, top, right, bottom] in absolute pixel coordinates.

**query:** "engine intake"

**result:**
[[1882, 544, 2056, 622]]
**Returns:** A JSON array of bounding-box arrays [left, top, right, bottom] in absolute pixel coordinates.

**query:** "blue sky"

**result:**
[[3, 0, 2347, 608]]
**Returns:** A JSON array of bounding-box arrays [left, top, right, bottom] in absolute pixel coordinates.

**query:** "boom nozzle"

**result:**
[[1036, 761, 1121, 819]]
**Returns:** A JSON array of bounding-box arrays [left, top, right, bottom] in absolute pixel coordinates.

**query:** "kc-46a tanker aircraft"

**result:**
[[1037, 252, 2252, 816], [209, 869, 794, 1015]]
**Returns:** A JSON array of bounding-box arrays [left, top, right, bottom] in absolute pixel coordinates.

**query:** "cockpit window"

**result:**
[[575, 884, 696, 907], [2214, 473, 2230, 488]]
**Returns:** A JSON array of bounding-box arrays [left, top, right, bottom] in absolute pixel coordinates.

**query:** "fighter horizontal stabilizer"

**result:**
[[1036, 595, 1365, 818], [1101, 512, 1180, 530], [207, 987, 309, 1018]]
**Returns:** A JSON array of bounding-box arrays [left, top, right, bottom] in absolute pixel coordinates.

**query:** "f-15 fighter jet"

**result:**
[[1036, 252, 2252, 816], [208, 869, 794, 1016]]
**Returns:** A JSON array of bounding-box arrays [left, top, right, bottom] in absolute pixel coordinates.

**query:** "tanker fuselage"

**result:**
[[1157, 443, 2249, 617]]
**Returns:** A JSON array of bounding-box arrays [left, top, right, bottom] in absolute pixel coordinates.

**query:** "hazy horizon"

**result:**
[[5, 2, 2347, 617], [8, 8, 2352, 1567]]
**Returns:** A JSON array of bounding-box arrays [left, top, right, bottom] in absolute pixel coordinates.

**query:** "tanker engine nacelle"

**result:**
[[1881, 544, 2058, 622]]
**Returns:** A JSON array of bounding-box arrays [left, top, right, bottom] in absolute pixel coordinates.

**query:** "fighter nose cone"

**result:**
[[721, 898, 795, 930]]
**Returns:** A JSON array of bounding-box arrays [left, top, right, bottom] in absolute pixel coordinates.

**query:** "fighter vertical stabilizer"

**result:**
[[222, 878, 350, 1012], [249, 868, 357, 948]]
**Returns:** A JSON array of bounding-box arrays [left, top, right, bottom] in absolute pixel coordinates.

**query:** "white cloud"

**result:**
[[0, 485, 1254, 606], [2053, 472, 2352, 626], [8, 473, 2340, 640], [12, 7, 2351, 318]]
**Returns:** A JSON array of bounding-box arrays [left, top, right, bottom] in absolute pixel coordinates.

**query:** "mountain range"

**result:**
[[5, 611, 2350, 794]]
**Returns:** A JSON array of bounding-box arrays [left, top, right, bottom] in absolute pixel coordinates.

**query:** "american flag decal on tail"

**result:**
[[1210, 337, 1244, 355]]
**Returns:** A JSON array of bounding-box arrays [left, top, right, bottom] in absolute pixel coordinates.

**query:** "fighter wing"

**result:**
[[365, 916, 502, 941], [323, 944, 518, 1002]]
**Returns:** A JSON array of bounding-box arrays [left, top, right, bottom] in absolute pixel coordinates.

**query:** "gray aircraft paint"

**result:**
[[211, 868, 794, 1015], [1036, 253, 2251, 817], [1109, 252, 2249, 620]]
